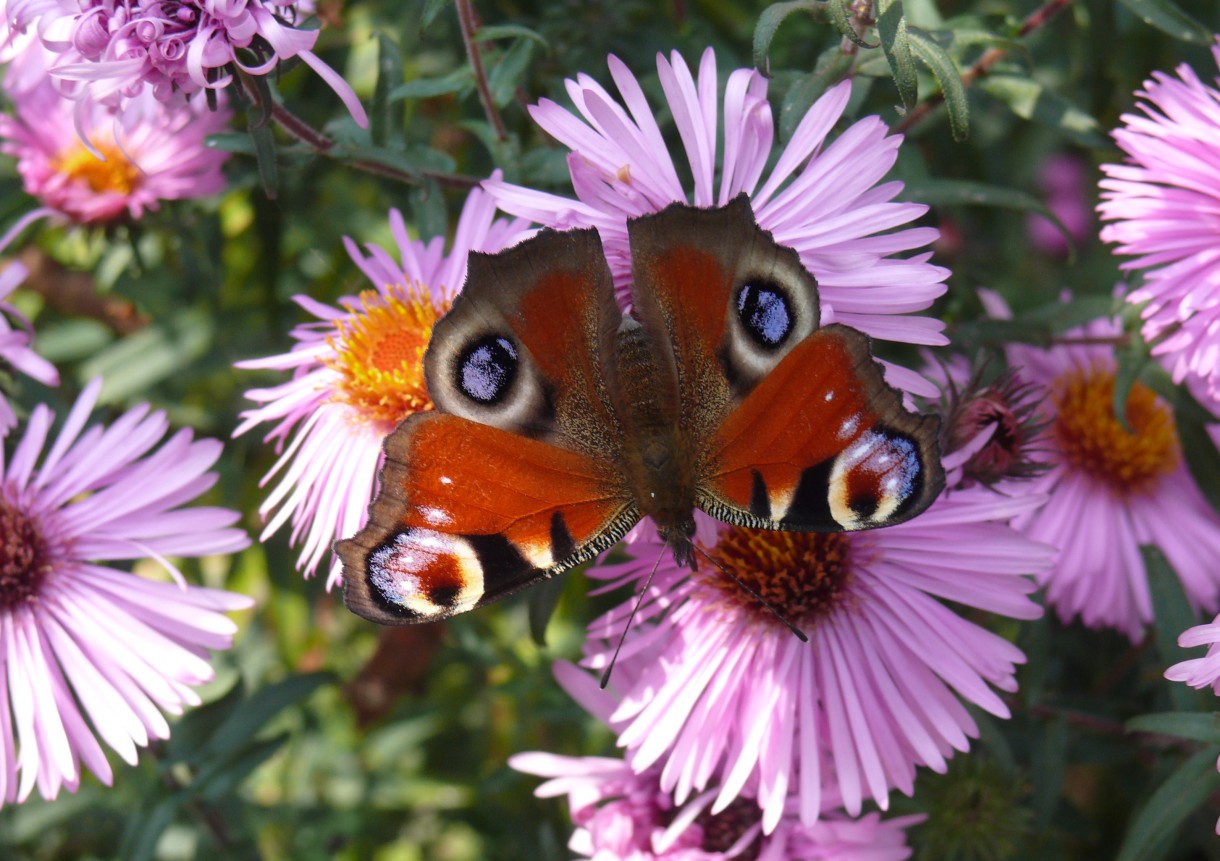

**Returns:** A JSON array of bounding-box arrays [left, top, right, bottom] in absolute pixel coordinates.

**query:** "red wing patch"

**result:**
[[338, 412, 637, 624]]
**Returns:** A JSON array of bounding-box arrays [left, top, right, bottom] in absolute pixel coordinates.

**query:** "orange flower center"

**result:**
[[326, 284, 450, 425], [0, 495, 50, 612], [51, 141, 143, 195], [1052, 365, 1179, 495], [703, 525, 852, 626]]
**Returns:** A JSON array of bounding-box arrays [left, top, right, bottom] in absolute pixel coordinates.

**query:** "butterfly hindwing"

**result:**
[[338, 412, 637, 624], [698, 324, 944, 532]]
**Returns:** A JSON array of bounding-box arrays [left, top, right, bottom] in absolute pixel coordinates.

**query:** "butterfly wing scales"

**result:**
[[699, 325, 944, 531], [339, 412, 638, 624]]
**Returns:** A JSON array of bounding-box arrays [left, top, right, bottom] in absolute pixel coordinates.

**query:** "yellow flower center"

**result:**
[[702, 525, 852, 626], [1052, 365, 1179, 495], [326, 284, 450, 425], [51, 141, 143, 195]]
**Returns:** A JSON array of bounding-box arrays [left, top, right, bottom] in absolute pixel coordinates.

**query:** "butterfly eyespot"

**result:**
[[736, 281, 793, 349], [457, 335, 518, 405]]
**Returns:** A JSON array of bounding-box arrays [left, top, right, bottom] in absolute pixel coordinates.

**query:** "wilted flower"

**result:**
[[234, 182, 530, 588], [0, 379, 251, 805], [487, 48, 949, 395]]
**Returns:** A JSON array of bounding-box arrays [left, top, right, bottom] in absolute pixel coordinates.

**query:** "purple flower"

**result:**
[[574, 489, 1049, 832], [512, 664, 924, 861], [6, 0, 366, 127], [1099, 42, 1220, 406], [1165, 614, 1220, 694], [0, 261, 58, 434], [996, 299, 1220, 639], [486, 49, 950, 396], [234, 183, 531, 588], [0, 378, 251, 805], [1026, 154, 1093, 256], [0, 45, 232, 223]]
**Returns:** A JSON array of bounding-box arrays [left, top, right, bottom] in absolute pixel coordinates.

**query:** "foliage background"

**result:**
[[3, 0, 1220, 858]]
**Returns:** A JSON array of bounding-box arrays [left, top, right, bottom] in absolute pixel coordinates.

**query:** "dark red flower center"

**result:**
[[703, 525, 852, 626], [696, 797, 762, 858], [0, 495, 51, 612]]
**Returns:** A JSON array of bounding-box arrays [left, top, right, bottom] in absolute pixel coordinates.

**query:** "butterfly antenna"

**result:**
[[599, 547, 666, 690], [693, 545, 809, 642]]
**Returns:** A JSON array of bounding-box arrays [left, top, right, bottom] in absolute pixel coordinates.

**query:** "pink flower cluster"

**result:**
[[6, 0, 366, 126]]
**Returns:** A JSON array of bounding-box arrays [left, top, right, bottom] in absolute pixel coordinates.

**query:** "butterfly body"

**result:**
[[338, 195, 945, 625]]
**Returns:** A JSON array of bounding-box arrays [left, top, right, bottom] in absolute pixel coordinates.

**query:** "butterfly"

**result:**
[[337, 194, 945, 625]]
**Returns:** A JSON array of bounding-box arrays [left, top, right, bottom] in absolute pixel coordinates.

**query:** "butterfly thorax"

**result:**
[[611, 318, 698, 568]]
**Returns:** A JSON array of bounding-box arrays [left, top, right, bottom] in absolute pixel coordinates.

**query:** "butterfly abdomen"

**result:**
[[610, 317, 698, 559]]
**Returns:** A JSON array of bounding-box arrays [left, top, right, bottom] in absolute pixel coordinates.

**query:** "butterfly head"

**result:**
[[658, 517, 698, 571]]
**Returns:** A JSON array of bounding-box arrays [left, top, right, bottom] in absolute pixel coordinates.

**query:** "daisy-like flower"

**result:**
[[1165, 614, 1220, 694], [513, 750, 922, 861], [7, 0, 367, 127], [0, 48, 232, 224], [487, 49, 949, 395], [1099, 42, 1220, 406], [234, 183, 531, 589], [577, 489, 1050, 833], [1000, 306, 1220, 639], [0, 378, 251, 805], [0, 260, 59, 434]]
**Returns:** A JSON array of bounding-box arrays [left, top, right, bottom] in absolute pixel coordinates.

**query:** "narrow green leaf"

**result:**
[[420, 0, 449, 31], [907, 27, 969, 141], [780, 47, 855, 140], [1127, 712, 1220, 744], [390, 68, 475, 102], [1116, 746, 1220, 861], [410, 179, 449, 242], [1116, 0, 1213, 44], [1032, 715, 1068, 828], [979, 75, 1107, 148], [877, 0, 918, 110], [166, 679, 245, 765], [201, 672, 333, 759], [528, 574, 568, 647], [371, 34, 404, 148], [196, 733, 292, 803], [900, 178, 1069, 236], [1112, 326, 1151, 433], [329, 144, 430, 181], [118, 795, 186, 861], [1177, 413, 1220, 517], [247, 118, 279, 200], [474, 24, 550, 48], [488, 39, 535, 107], [753, 1, 820, 74], [827, 0, 876, 49], [80, 308, 215, 403], [1145, 545, 1209, 713]]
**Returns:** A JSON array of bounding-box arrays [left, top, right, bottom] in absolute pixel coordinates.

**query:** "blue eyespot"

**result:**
[[458, 335, 518, 404], [737, 281, 792, 349]]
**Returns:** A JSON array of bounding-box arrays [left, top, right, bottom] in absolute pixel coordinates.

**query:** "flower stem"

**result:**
[[455, 0, 509, 143], [894, 0, 1075, 134]]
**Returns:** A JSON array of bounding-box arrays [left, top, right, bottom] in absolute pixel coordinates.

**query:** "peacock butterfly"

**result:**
[[337, 194, 945, 625]]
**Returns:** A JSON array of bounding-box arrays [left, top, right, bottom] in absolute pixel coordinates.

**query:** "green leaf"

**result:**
[[1116, 746, 1220, 861], [247, 118, 279, 200], [389, 68, 475, 102], [1116, 0, 1213, 44], [1127, 712, 1220, 744], [200, 672, 333, 759], [1112, 326, 1151, 433], [907, 26, 969, 140], [528, 574, 568, 647], [1177, 411, 1220, 517], [196, 732, 292, 803], [780, 48, 855, 140], [474, 24, 549, 48], [753, 1, 820, 75], [79, 308, 214, 403], [118, 794, 187, 861], [1144, 545, 1209, 713], [877, 0, 918, 110], [979, 75, 1107, 148], [488, 39, 535, 107], [166, 679, 246, 765], [371, 34, 404, 148], [900, 178, 1069, 236], [1032, 715, 1068, 828], [420, 0, 449, 31], [410, 178, 449, 242], [827, 0, 876, 49]]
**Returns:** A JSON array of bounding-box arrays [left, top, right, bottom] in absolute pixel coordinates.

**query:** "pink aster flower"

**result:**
[[999, 305, 1220, 639], [0, 48, 231, 224], [575, 488, 1049, 833], [1026, 154, 1093, 256], [486, 49, 949, 396], [1099, 42, 1220, 406], [7, 0, 366, 127], [234, 183, 531, 589], [0, 259, 59, 434], [1165, 614, 1220, 694], [0, 378, 251, 806], [513, 749, 922, 861]]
